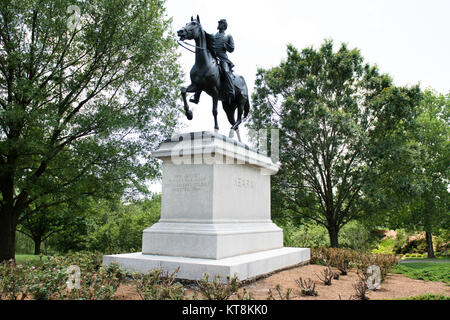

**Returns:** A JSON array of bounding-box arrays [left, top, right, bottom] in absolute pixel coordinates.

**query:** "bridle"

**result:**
[[177, 25, 207, 53]]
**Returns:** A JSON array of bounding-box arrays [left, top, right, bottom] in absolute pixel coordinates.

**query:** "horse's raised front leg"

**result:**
[[181, 84, 198, 120], [212, 96, 219, 132]]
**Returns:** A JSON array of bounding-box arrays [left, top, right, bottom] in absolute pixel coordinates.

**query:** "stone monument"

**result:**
[[103, 131, 310, 281]]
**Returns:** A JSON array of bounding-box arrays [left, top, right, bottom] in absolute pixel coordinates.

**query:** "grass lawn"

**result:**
[[391, 262, 450, 284], [396, 293, 450, 300], [15, 254, 48, 265], [401, 257, 450, 262]]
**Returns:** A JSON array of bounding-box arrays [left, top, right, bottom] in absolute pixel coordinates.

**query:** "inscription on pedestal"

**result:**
[[165, 173, 210, 193], [233, 176, 256, 189]]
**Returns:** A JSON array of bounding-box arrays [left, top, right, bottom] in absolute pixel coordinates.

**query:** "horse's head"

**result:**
[[177, 15, 202, 41]]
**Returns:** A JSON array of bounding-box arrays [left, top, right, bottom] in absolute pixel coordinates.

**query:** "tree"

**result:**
[[390, 90, 449, 257], [247, 40, 421, 247], [84, 195, 161, 254], [17, 196, 90, 255], [0, 0, 182, 261]]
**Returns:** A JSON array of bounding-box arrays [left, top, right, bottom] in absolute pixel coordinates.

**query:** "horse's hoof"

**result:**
[[186, 110, 193, 120]]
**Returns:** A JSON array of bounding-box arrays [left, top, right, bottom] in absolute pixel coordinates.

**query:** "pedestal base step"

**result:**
[[103, 247, 310, 282]]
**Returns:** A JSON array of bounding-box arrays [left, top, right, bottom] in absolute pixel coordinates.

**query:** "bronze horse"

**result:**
[[177, 16, 249, 141]]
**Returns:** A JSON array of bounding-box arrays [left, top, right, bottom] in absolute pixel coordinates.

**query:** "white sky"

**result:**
[[149, 0, 450, 193], [165, 0, 449, 131]]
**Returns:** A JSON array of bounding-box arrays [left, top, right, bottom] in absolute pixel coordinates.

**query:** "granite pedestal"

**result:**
[[103, 131, 310, 282]]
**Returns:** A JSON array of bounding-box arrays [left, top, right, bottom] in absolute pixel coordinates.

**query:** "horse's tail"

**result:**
[[244, 99, 250, 118]]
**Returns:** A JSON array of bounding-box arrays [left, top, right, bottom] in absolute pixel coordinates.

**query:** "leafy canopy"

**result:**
[[247, 40, 421, 246], [0, 0, 181, 221]]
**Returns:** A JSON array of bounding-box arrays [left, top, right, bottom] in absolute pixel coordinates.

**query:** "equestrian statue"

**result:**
[[177, 16, 250, 142]]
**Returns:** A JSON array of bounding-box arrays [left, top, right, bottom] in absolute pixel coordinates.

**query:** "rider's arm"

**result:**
[[224, 35, 235, 53]]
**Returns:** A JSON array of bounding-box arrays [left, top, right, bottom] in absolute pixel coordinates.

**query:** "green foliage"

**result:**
[[84, 196, 161, 254], [132, 268, 184, 300], [0, 252, 125, 300], [247, 40, 421, 247], [15, 254, 48, 265], [281, 223, 329, 248], [395, 237, 428, 254], [338, 221, 380, 250], [374, 90, 450, 257], [25, 257, 69, 300], [18, 200, 91, 255], [14, 232, 36, 255], [372, 237, 396, 255], [0, 0, 182, 260], [279, 220, 379, 251], [396, 293, 450, 300], [391, 262, 450, 284], [0, 260, 30, 300], [59, 251, 104, 274], [62, 262, 126, 300]]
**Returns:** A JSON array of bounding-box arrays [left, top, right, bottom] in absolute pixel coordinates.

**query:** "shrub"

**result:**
[[393, 229, 410, 253], [0, 260, 30, 300], [316, 265, 333, 286], [311, 247, 356, 275], [310, 247, 333, 265], [267, 285, 293, 300], [26, 256, 68, 300], [133, 268, 184, 300], [1, 253, 126, 300], [63, 262, 126, 300], [329, 248, 355, 275], [311, 247, 399, 284], [395, 237, 428, 255], [61, 251, 104, 274], [372, 254, 400, 281], [296, 278, 318, 296], [350, 278, 370, 300], [195, 274, 241, 300]]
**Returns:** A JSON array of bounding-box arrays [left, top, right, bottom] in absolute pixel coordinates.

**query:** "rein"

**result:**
[[177, 40, 206, 53]]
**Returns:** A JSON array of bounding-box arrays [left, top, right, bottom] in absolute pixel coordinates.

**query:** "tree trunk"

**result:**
[[327, 225, 339, 248], [0, 211, 18, 262], [425, 231, 435, 259], [33, 236, 42, 255]]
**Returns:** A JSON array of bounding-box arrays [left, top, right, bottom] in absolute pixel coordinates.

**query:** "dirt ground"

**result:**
[[114, 264, 450, 300]]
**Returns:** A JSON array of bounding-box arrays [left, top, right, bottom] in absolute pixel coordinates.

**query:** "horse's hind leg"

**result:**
[[181, 84, 197, 120], [231, 97, 244, 131], [223, 102, 236, 138], [229, 98, 246, 142]]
